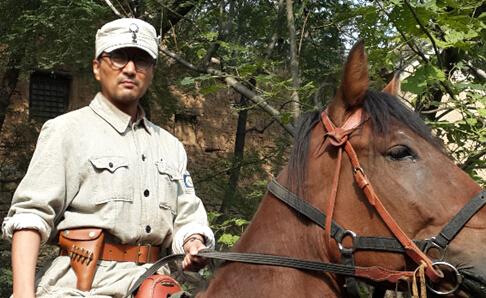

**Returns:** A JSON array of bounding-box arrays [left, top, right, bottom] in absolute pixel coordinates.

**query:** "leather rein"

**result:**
[[128, 108, 486, 297]]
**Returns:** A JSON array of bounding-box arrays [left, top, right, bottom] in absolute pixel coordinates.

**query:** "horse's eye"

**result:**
[[386, 145, 416, 161]]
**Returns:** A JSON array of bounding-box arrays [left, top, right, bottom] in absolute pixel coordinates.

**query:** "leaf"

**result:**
[[465, 117, 478, 126], [180, 77, 196, 86], [196, 48, 207, 59], [200, 82, 226, 95], [234, 219, 249, 226], [238, 63, 258, 77], [280, 112, 292, 125], [202, 31, 218, 41], [402, 64, 446, 94], [218, 233, 240, 246]]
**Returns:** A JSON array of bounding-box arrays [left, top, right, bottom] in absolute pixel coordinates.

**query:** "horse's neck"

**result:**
[[199, 189, 343, 297]]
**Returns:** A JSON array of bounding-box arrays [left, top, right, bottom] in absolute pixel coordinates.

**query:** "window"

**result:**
[[29, 71, 70, 120]]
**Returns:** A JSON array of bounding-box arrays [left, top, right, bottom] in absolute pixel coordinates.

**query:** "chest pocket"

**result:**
[[156, 160, 181, 217], [89, 156, 133, 204]]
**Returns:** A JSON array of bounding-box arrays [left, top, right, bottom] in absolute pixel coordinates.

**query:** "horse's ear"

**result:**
[[328, 40, 369, 125], [341, 40, 369, 106], [382, 72, 400, 96]]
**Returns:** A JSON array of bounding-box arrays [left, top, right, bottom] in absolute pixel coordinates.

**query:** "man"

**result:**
[[2, 18, 214, 297]]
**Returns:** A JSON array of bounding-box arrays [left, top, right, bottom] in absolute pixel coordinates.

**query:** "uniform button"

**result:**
[[108, 162, 113, 168], [145, 225, 151, 233], [144, 189, 150, 197], [142, 154, 146, 161]]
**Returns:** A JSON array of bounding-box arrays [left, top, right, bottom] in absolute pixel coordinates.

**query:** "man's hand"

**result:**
[[182, 234, 208, 271]]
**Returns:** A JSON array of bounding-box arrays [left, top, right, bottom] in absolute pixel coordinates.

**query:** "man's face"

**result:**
[[92, 47, 154, 111]]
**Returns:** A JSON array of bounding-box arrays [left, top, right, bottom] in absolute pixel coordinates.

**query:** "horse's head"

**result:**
[[290, 41, 486, 296]]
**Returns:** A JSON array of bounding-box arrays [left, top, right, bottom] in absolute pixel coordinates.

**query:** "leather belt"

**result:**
[[61, 242, 160, 264]]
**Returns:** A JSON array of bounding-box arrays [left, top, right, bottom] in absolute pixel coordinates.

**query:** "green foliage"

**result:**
[[208, 211, 249, 249], [333, 0, 485, 186], [175, 0, 485, 240], [0, 245, 13, 298], [402, 64, 446, 94], [0, 0, 113, 73]]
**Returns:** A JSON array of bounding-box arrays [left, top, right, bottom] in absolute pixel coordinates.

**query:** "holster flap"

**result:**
[[59, 228, 103, 241]]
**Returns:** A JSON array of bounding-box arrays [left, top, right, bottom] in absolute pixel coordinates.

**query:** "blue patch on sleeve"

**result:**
[[183, 174, 194, 189]]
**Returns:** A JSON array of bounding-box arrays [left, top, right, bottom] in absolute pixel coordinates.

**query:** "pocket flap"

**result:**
[[59, 228, 103, 241], [159, 202, 177, 215], [90, 156, 128, 173], [156, 161, 182, 181]]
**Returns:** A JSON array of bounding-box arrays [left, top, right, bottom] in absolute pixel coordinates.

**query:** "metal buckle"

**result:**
[[136, 243, 152, 264], [423, 237, 446, 260], [136, 243, 142, 264], [336, 230, 357, 254], [146, 244, 152, 263], [426, 261, 463, 295]]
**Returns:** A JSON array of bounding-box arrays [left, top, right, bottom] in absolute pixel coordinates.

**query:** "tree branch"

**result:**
[[376, 0, 458, 104], [375, 0, 429, 64], [460, 148, 486, 171], [467, 62, 486, 82], [160, 47, 295, 136], [298, 8, 309, 56], [404, 0, 442, 68], [158, 0, 203, 36], [104, 0, 124, 17], [246, 119, 276, 134], [201, 0, 234, 68]]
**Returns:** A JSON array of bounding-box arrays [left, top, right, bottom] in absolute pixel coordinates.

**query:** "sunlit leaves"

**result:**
[[402, 64, 446, 94], [207, 211, 249, 248]]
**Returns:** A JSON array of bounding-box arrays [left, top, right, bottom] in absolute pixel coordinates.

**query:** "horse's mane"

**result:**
[[287, 90, 446, 195]]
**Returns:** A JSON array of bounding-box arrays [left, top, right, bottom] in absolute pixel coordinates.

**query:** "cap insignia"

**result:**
[[129, 23, 139, 43]]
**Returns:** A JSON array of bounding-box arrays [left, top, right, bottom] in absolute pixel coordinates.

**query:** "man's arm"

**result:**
[[12, 229, 41, 298], [171, 141, 215, 256], [182, 233, 207, 271]]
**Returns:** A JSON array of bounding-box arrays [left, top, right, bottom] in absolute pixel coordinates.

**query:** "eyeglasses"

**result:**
[[99, 50, 155, 72]]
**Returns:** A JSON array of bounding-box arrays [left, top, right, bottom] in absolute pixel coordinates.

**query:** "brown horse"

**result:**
[[197, 42, 486, 297]]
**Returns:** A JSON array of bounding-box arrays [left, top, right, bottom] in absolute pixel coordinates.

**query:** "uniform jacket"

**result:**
[[2, 92, 214, 297]]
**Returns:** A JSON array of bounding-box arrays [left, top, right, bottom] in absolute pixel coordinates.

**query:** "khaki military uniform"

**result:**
[[2, 93, 214, 297]]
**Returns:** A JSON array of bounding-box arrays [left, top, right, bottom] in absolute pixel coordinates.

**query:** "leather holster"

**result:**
[[58, 228, 104, 291]]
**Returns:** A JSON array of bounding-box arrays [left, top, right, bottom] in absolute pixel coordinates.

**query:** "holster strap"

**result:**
[[61, 242, 160, 264]]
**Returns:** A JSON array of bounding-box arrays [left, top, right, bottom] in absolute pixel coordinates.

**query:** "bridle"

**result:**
[[128, 107, 486, 297], [322, 108, 444, 281], [271, 107, 485, 294]]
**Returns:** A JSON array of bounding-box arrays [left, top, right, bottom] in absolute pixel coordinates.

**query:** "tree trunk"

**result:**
[[220, 84, 252, 214], [286, 0, 301, 121], [265, 0, 285, 59]]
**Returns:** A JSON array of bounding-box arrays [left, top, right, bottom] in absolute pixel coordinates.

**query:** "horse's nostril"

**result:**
[[427, 261, 463, 295]]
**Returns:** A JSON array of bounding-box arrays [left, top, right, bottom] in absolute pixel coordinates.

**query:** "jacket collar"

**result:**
[[89, 92, 152, 134]]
